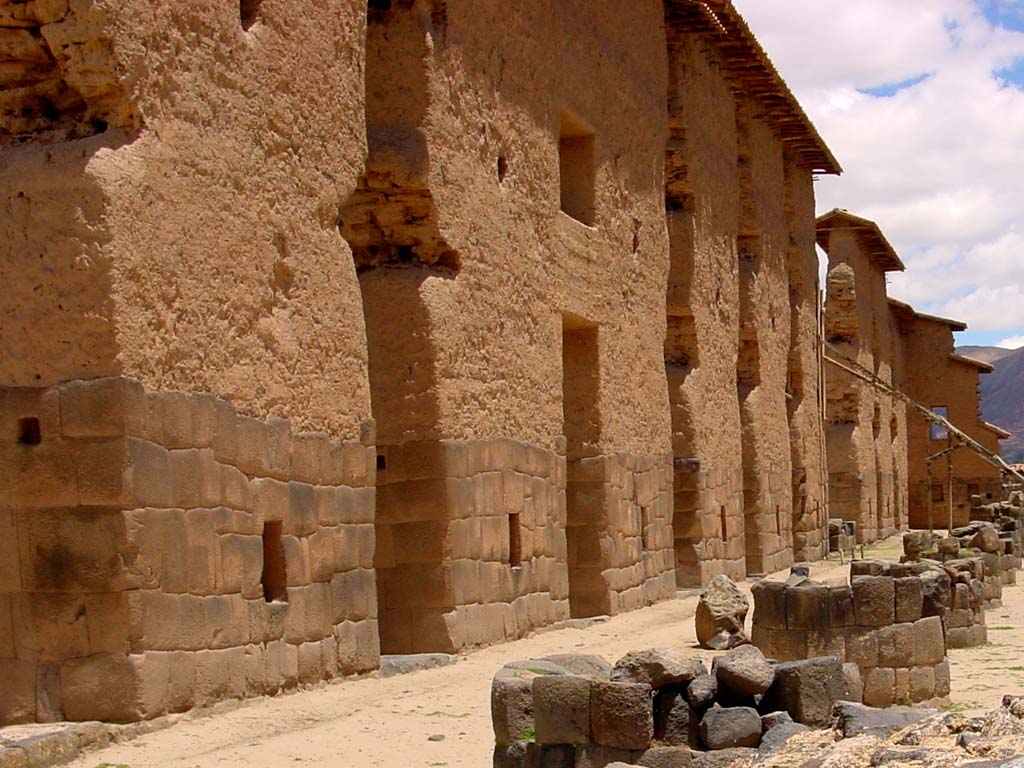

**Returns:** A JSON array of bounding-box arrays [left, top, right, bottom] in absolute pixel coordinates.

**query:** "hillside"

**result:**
[[963, 345, 1024, 463], [957, 345, 1016, 365]]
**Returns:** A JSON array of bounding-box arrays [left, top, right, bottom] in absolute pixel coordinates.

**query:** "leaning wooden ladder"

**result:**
[[823, 342, 1024, 533]]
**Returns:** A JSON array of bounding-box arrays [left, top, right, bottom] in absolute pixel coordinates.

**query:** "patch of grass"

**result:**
[[1007, 666, 1024, 671], [426, 711, 465, 718], [990, 626, 1015, 630], [942, 701, 982, 712], [514, 727, 536, 741]]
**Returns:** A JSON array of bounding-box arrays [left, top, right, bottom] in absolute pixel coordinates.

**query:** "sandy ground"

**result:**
[[55, 538, 1024, 768]]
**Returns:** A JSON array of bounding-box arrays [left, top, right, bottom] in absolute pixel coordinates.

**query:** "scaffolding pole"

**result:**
[[823, 342, 1024, 487]]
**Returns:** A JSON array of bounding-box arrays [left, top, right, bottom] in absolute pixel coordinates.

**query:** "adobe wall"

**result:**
[[1, 0, 836, 722], [664, 33, 745, 587], [1, 0, 372, 438], [822, 228, 904, 543], [785, 162, 829, 564], [0, 377, 377, 725], [344, 0, 677, 639], [1, 0, 375, 726], [888, 310, 911, 532], [666, 31, 816, 586], [752, 571, 951, 708], [899, 319, 1002, 528], [734, 98, 796, 577]]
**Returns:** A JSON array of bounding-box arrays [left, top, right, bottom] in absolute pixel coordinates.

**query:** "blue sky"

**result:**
[[736, 0, 1024, 349]]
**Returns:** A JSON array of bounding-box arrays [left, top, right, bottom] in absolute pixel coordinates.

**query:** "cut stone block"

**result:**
[[785, 583, 829, 630], [750, 580, 786, 630], [653, 688, 699, 748], [686, 674, 717, 711], [758, 656, 846, 727], [851, 576, 895, 627], [713, 645, 774, 698], [842, 662, 863, 703], [533, 674, 590, 745], [613, 649, 705, 689], [492, 674, 535, 746], [591, 679, 654, 750], [893, 577, 923, 623], [912, 617, 945, 666], [862, 667, 895, 709], [827, 585, 855, 627], [698, 705, 761, 750]]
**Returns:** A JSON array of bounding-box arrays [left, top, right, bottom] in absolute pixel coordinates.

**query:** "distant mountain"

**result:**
[[962, 345, 1024, 464], [957, 345, 1017, 365]]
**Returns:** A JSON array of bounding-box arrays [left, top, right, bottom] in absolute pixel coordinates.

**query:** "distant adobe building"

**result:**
[[0, 0, 842, 725], [818, 210, 909, 543], [889, 303, 1009, 528], [819, 208, 1009, 537]]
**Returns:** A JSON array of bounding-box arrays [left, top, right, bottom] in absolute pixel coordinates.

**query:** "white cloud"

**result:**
[[735, 0, 1024, 340], [997, 335, 1024, 348]]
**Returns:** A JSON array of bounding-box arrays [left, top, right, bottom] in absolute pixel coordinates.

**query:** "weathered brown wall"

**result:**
[[784, 161, 828, 562], [1, 0, 838, 722], [735, 100, 796, 577], [0, 377, 378, 725], [822, 226, 904, 542], [899, 318, 1003, 528], [342, 0, 676, 647], [1, 0, 372, 438], [665, 33, 745, 587], [664, 29, 823, 585], [1, 0, 374, 725]]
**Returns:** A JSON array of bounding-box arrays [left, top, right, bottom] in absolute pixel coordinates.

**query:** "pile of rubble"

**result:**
[[492, 645, 857, 767], [757, 695, 1024, 768], [902, 515, 1023, 647]]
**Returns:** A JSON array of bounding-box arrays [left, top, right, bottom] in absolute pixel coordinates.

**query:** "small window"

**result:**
[[558, 110, 596, 225], [931, 483, 945, 503], [497, 155, 508, 183], [17, 417, 41, 446], [930, 407, 949, 441], [240, 0, 261, 31], [261, 522, 288, 602], [508, 513, 522, 565]]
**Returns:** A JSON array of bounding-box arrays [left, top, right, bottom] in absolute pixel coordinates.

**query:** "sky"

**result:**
[[734, 0, 1024, 349]]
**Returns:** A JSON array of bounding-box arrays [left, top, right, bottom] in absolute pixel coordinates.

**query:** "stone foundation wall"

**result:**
[[566, 453, 676, 618], [1, 376, 378, 725], [752, 573, 950, 708], [375, 438, 570, 654], [672, 462, 746, 587]]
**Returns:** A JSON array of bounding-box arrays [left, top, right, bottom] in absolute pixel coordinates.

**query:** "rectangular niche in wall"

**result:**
[[562, 315, 601, 458], [508, 512, 522, 566], [562, 314, 604, 617], [261, 521, 287, 603], [559, 110, 596, 226]]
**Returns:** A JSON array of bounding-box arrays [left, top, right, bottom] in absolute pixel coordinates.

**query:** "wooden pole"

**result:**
[[927, 459, 934, 538], [947, 443, 954, 533]]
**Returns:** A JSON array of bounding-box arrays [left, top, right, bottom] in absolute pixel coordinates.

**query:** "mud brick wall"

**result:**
[[752, 574, 950, 707], [566, 454, 676, 618], [1, 376, 378, 725], [375, 438, 569, 654]]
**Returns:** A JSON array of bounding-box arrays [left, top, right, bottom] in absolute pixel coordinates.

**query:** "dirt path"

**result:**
[[62, 539, 1024, 768]]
